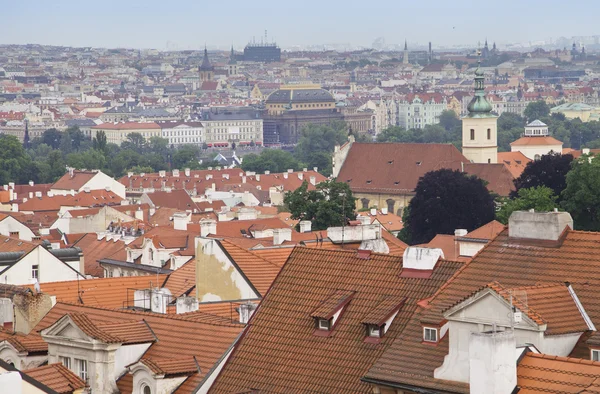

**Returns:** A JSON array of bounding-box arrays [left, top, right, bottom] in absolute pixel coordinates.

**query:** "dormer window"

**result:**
[[311, 289, 355, 337], [423, 327, 438, 343], [367, 325, 381, 338], [362, 297, 405, 343], [592, 349, 600, 361]]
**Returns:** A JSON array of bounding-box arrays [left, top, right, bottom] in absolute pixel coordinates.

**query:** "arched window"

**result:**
[[141, 384, 152, 394], [149, 248, 154, 263], [361, 198, 370, 210], [470, 129, 475, 140], [487, 128, 491, 140], [386, 199, 395, 214]]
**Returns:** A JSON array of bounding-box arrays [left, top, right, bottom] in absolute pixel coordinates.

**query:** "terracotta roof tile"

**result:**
[[498, 151, 531, 178], [23, 363, 87, 394], [463, 163, 516, 196], [311, 289, 356, 319], [72, 233, 127, 277], [364, 228, 600, 392], [462, 220, 505, 240], [51, 171, 96, 191], [67, 312, 123, 342], [163, 259, 196, 298], [511, 136, 564, 146], [141, 357, 198, 376], [144, 189, 198, 211], [337, 143, 469, 194], [209, 247, 463, 393]]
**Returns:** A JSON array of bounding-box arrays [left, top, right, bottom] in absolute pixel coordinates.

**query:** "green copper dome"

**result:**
[[466, 56, 495, 117]]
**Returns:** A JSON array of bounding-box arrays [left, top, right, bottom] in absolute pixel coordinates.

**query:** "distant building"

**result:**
[[397, 94, 447, 130], [510, 119, 563, 160], [158, 121, 204, 147], [200, 109, 263, 148], [243, 42, 281, 63], [551, 102, 600, 122], [198, 47, 214, 82], [90, 122, 162, 145]]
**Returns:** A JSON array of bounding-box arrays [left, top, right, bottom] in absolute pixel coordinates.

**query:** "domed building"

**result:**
[[510, 120, 563, 160], [265, 85, 336, 115]]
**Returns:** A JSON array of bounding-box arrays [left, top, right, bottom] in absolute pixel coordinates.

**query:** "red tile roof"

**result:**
[[463, 163, 516, 196], [510, 136, 564, 146], [51, 171, 96, 191], [364, 227, 600, 392], [71, 233, 127, 277], [498, 151, 531, 178], [209, 247, 463, 393], [144, 189, 198, 211], [23, 363, 87, 394], [336, 143, 469, 194]]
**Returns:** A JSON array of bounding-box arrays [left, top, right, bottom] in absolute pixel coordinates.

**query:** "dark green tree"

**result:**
[[92, 130, 108, 153], [561, 154, 600, 231], [438, 110, 460, 131], [294, 121, 348, 175], [241, 149, 302, 173], [41, 128, 63, 149], [496, 186, 558, 224], [172, 145, 200, 169], [377, 126, 414, 143], [399, 169, 495, 244], [284, 180, 356, 231], [511, 152, 573, 199], [0, 135, 38, 184], [121, 132, 147, 154], [524, 100, 551, 122], [66, 126, 86, 151]]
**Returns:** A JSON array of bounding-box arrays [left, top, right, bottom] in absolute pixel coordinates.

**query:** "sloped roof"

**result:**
[[71, 233, 127, 277], [35, 302, 244, 393], [364, 227, 600, 392], [510, 136, 563, 146], [517, 353, 600, 393], [23, 363, 87, 394], [463, 163, 516, 196], [498, 151, 531, 178], [461, 220, 505, 240], [336, 143, 469, 194], [144, 189, 198, 211], [162, 259, 196, 299], [209, 247, 463, 393], [51, 171, 96, 191]]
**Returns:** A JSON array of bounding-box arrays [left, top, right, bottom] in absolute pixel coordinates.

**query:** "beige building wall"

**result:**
[[462, 117, 498, 164]]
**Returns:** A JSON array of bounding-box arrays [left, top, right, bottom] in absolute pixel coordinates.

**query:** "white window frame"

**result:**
[[318, 318, 330, 330], [76, 358, 88, 382], [368, 325, 381, 338], [31, 265, 39, 280], [423, 327, 438, 342], [59, 356, 71, 370], [592, 349, 600, 361]]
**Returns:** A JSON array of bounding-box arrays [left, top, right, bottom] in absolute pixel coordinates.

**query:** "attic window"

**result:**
[[416, 161, 422, 166], [423, 327, 438, 343], [366, 180, 372, 184], [367, 325, 381, 338], [311, 289, 355, 337], [387, 160, 394, 164], [318, 318, 330, 330], [394, 181, 400, 185], [361, 297, 405, 343]]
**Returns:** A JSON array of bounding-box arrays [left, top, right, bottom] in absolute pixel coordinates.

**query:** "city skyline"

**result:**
[[3, 0, 600, 50]]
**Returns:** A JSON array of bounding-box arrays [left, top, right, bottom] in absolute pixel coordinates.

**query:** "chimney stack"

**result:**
[[309, 176, 316, 186], [469, 331, 517, 394], [454, 229, 468, 237], [401, 247, 445, 278], [273, 228, 292, 245], [173, 212, 188, 231], [508, 211, 573, 241], [200, 219, 217, 237], [299, 220, 312, 233], [184, 168, 191, 177]]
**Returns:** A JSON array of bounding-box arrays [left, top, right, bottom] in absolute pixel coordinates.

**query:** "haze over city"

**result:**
[[4, 0, 600, 49]]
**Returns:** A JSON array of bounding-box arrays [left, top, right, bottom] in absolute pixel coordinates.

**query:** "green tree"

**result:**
[[41, 128, 63, 149], [241, 149, 302, 173], [45, 150, 67, 182], [66, 126, 86, 151], [92, 130, 108, 153], [438, 110, 460, 131], [0, 135, 38, 184], [284, 180, 356, 231], [524, 100, 551, 122], [498, 112, 525, 131], [121, 132, 147, 154], [65, 149, 107, 171], [377, 126, 415, 143], [172, 145, 200, 169], [148, 137, 170, 157], [511, 152, 573, 199], [294, 121, 348, 175], [496, 186, 558, 224], [399, 169, 496, 244], [561, 154, 600, 231]]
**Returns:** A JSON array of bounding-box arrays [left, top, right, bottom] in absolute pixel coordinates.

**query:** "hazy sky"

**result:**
[[3, 0, 599, 50]]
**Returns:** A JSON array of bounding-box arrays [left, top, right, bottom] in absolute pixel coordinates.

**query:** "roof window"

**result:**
[[366, 180, 372, 184], [311, 289, 355, 337], [423, 327, 438, 343], [416, 161, 422, 166], [361, 296, 405, 343]]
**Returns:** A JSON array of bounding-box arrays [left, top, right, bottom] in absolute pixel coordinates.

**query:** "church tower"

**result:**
[[199, 46, 214, 82], [228, 46, 238, 76], [461, 51, 498, 164], [403, 39, 409, 64]]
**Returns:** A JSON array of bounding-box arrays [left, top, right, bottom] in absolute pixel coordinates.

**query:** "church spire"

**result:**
[[404, 39, 407, 51], [23, 118, 30, 149], [466, 50, 493, 116]]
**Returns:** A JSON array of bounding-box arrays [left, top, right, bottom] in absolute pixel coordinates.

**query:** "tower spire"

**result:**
[[466, 49, 493, 115]]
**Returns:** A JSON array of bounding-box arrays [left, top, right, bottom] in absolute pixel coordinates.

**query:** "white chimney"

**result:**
[[583, 148, 591, 155], [264, 170, 270, 175], [149, 207, 156, 216], [200, 219, 217, 237], [287, 169, 293, 173], [83, 187, 91, 193], [127, 172, 134, 178], [28, 192, 33, 199], [454, 229, 468, 237], [303, 168, 307, 172], [173, 169, 180, 177], [28, 181, 34, 186], [508, 211, 573, 241], [283, 173, 288, 179], [298, 173, 304, 180], [223, 173, 229, 180], [313, 167, 318, 172], [469, 331, 517, 394], [135, 207, 144, 221], [206, 174, 213, 180], [149, 288, 171, 314], [381, 207, 388, 215], [173, 212, 188, 231], [299, 220, 312, 233], [309, 176, 316, 185], [70, 189, 76, 196], [242, 176, 247, 183], [104, 186, 111, 192], [256, 174, 261, 181], [176, 296, 199, 314], [159, 170, 166, 177], [238, 208, 258, 221], [402, 247, 445, 272], [357, 215, 371, 226], [273, 228, 292, 245], [238, 302, 258, 324], [370, 208, 377, 216], [8, 182, 15, 189], [184, 168, 190, 177]]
